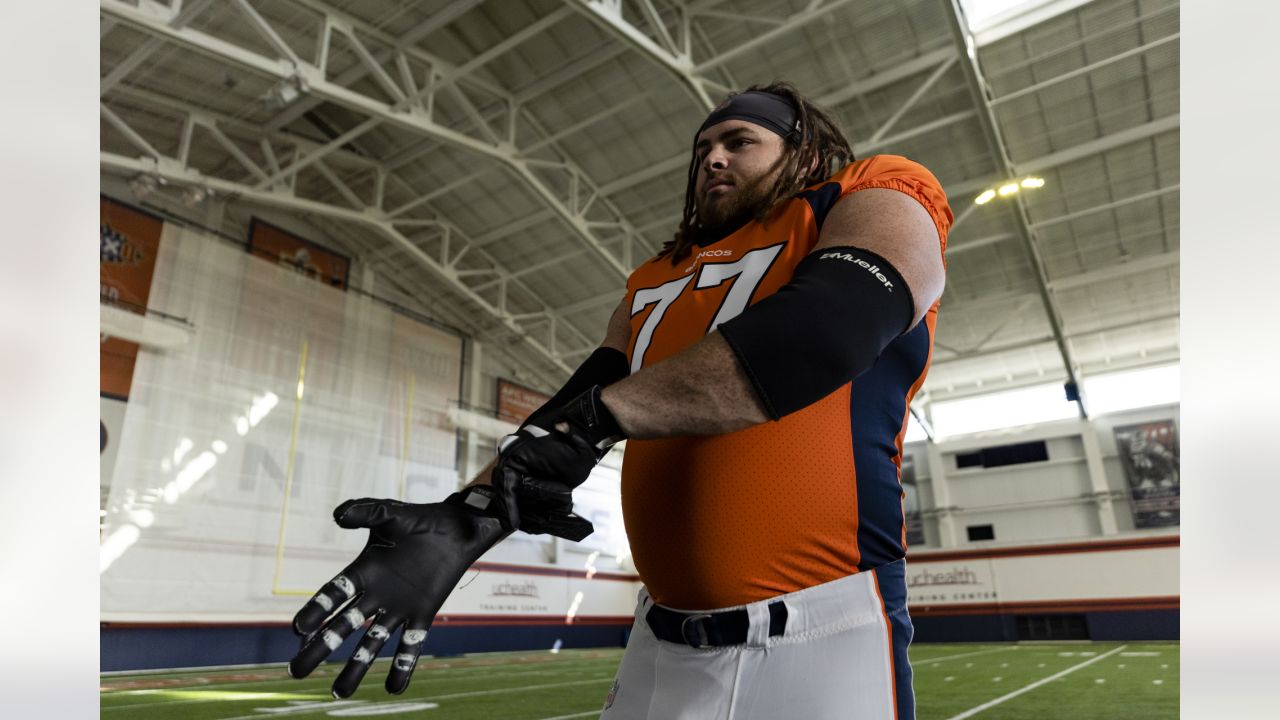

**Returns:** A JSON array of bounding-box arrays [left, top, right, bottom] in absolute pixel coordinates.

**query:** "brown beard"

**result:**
[[696, 169, 777, 240]]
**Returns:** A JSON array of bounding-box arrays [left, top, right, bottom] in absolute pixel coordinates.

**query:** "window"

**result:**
[[959, 0, 1094, 45], [956, 440, 1050, 469], [932, 382, 1078, 439], [967, 524, 995, 541], [1083, 364, 1180, 416]]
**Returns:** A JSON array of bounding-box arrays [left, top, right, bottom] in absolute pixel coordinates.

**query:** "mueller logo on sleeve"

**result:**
[[819, 251, 895, 292]]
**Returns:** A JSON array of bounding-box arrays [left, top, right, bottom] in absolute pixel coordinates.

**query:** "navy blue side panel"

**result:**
[[875, 560, 916, 720], [851, 321, 932, 570], [797, 182, 842, 231], [101, 623, 631, 672], [1086, 610, 1180, 641]]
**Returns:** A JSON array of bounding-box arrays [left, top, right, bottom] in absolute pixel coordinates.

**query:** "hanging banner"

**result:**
[[100, 196, 165, 399], [1114, 420, 1180, 528], [496, 378, 551, 424], [902, 455, 926, 548], [247, 218, 350, 290]]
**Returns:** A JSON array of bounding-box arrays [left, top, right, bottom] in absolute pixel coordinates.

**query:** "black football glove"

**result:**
[[288, 489, 508, 698], [493, 386, 626, 541]]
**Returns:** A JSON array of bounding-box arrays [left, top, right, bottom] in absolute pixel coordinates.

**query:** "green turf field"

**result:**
[[100, 642, 1178, 719]]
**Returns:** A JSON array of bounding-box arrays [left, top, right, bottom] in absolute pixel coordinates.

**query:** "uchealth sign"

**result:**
[[439, 571, 567, 616], [906, 560, 998, 604]]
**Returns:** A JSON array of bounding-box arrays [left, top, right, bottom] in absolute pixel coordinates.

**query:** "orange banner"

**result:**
[[496, 379, 551, 425], [100, 196, 165, 399], [247, 218, 349, 290]]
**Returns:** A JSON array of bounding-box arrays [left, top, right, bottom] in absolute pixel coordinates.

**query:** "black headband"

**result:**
[[696, 91, 800, 143]]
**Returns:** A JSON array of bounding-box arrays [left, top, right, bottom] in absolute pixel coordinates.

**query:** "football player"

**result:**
[[288, 82, 951, 720]]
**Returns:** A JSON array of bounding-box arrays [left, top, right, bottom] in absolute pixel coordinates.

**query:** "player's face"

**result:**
[[694, 119, 787, 234]]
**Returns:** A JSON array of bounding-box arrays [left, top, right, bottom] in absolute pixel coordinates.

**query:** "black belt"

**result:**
[[645, 600, 788, 649]]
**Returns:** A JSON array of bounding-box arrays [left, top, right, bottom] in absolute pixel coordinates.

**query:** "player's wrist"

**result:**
[[447, 484, 516, 531], [559, 385, 627, 453]]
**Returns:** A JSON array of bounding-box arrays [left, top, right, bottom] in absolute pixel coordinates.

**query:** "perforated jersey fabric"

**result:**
[[621, 155, 952, 609]]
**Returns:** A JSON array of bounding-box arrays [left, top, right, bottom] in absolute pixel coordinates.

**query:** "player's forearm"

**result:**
[[600, 331, 768, 439]]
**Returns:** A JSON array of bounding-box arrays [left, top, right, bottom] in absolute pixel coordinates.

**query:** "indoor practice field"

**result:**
[[100, 642, 1179, 719]]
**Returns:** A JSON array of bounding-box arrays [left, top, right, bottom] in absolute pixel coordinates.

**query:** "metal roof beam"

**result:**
[[104, 149, 580, 378], [948, 184, 1180, 255], [434, 6, 575, 96], [941, 0, 1086, 415], [819, 47, 957, 107], [101, 0, 639, 284], [990, 33, 1178, 107], [945, 114, 1180, 199], [107, 85, 384, 173], [98, 95, 608, 382], [1047, 250, 1179, 292], [1018, 115, 1179, 175], [931, 311, 1180, 367], [1031, 184, 1179, 230], [569, 0, 714, 109], [595, 47, 960, 198], [265, 0, 510, 131], [868, 54, 959, 143], [99, 0, 215, 97], [691, 0, 859, 73], [513, 43, 629, 104]]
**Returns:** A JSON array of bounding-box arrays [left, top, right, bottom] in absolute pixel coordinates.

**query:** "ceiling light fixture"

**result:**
[[973, 176, 1046, 205]]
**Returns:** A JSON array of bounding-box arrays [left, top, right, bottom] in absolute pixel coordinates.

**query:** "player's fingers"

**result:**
[[292, 572, 360, 636], [331, 613, 402, 699], [332, 498, 403, 529], [288, 595, 378, 680], [385, 618, 431, 695], [518, 477, 575, 507]]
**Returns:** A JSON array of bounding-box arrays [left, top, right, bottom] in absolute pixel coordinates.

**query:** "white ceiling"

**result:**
[[100, 0, 1179, 417]]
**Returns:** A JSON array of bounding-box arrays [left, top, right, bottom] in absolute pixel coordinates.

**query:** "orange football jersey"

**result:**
[[620, 155, 952, 609]]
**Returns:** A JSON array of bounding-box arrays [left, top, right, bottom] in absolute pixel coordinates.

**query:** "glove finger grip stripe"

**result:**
[[292, 572, 361, 636], [288, 595, 378, 680], [332, 612, 403, 699], [385, 619, 432, 695]]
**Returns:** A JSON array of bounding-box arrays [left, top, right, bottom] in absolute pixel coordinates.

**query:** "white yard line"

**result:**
[[913, 646, 1018, 666], [100, 690, 342, 712], [535, 711, 601, 720], [208, 678, 613, 720], [944, 645, 1128, 720], [424, 677, 609, 701], [102, 656, 618, 698], [102, 667, 574, 697], [102, 676, 610, 713]]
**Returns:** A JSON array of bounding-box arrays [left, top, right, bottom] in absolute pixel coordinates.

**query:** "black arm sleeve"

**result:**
[[717, 246, 914, 420], [521, 347, 630, 429]]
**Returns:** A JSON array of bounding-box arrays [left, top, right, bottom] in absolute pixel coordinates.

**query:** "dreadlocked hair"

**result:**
[[660, 81, 855, 265]]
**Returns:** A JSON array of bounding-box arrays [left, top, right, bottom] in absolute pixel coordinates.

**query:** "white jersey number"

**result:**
[[629, 243, 785, 374]]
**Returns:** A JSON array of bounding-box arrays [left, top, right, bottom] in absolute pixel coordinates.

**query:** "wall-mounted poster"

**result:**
[[247, 218, 350, 290], [496, 378, 551, 425], [1114, 420, 1180, 527], [902, 455, 925, 548], [100, 196, 165, 399]]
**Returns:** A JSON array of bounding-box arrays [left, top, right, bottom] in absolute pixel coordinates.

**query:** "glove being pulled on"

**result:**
[[493, 386, 626, 540]]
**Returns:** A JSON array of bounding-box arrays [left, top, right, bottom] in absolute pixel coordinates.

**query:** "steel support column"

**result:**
[[942, 0, 1088, 416]]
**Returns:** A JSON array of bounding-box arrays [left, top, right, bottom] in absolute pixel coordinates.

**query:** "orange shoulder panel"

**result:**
[[827, 155, 954, 257]]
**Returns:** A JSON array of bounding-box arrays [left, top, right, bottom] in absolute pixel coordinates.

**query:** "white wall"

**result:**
[[907, 540, 1178, 608], [905, 403, 1180, 549], [99, 218, 636, 624]]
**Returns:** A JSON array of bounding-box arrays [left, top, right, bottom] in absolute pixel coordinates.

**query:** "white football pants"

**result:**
[[599, 560, 914, 720]]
